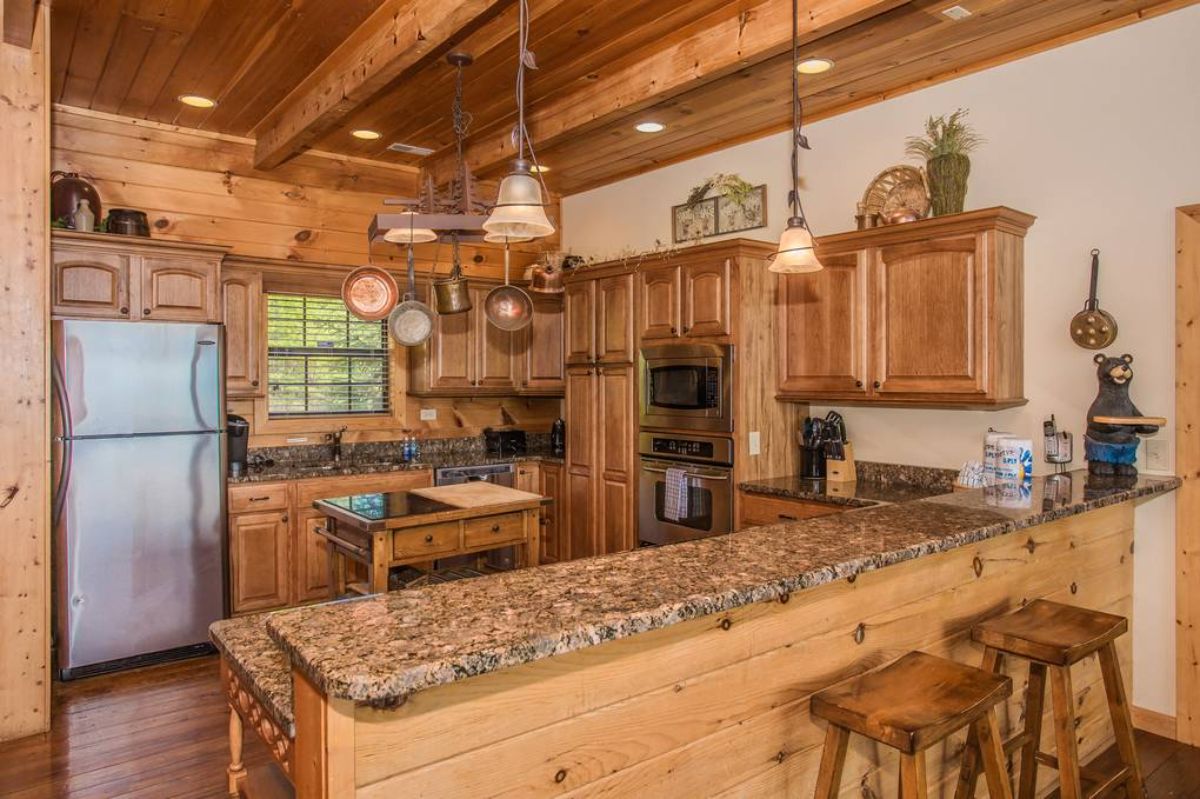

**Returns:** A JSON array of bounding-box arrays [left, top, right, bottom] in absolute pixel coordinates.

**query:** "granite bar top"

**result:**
[[209, 613, 295, 737], [738, 476, 951, 507], [229, 452, 563, 484], [246, 470, 1177, 707]]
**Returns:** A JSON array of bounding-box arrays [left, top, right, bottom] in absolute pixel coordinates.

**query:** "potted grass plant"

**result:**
[[905, 108, 984, 216]]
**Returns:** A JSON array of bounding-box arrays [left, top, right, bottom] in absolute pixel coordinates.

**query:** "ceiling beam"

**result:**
[[426, 0, 906, 184], [2, 0, 38, 48], [250, 0, 510, 171]]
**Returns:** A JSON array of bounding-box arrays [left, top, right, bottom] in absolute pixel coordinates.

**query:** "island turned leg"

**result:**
[[228, 707, 247, 797], [370, 531, 389, 594], [524, 508, 540, 568]]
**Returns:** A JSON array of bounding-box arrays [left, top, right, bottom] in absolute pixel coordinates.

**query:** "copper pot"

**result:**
[[529, 260, 565, 294], [433, 264, 472, 315]]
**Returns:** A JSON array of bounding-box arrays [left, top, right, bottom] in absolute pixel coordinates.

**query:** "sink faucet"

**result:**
[[327, 426, 349, 463]]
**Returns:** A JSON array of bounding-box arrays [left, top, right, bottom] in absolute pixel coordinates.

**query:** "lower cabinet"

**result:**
[[736, 490, 844, 530], [229, 509, 290, 613], [538, 462, 565, 564], [294, 510, 334, 604]]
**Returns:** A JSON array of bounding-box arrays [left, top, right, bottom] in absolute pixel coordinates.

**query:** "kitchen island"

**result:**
[[313, 482, 549, 596], [212, 471, 1176, 798]]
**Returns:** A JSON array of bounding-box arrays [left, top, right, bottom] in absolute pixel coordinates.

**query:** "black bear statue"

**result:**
[[1084, 353, 1163, 476]]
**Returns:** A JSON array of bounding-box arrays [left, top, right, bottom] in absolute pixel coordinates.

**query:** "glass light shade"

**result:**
[[484, 231, 532, 244], [382, 213, 438, 244], [768, 219, 823, 274], [483, 162, 556, 240]]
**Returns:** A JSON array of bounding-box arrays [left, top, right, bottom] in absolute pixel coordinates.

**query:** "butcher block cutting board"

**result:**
[[410, 482, 543, 509]]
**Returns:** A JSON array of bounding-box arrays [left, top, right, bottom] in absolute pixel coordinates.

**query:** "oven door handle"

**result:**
[[641, 465, 730, 481]]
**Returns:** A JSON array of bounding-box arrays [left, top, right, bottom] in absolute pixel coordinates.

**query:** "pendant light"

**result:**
[[483, 0, 556, 240], [769, 0, 824, 274], [382, 212, 437, 244]]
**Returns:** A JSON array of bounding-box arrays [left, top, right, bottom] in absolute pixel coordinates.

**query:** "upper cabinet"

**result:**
[[409, 281, 564, 396], [221, 266, 264, 398], [637, 258, 732, 341], [52, 232, 226, 323], [777, 207, 1035, 408], [567, 272, 634, 365]]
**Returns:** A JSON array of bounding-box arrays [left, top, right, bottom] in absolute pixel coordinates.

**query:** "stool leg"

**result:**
[[1048, 665, 1083, 799], [899, 752, 929, 799], [1098, 641, 1146, 798], [954, 647, 1003, 799], [975, 707, 1014, 799], [813, 724, 850, 799], [1016, 662, 1047, 799]]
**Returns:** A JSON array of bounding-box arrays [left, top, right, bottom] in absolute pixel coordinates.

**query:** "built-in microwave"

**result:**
[[638, 343, 733, 432]]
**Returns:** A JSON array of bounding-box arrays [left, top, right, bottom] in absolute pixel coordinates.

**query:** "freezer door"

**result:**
[[54, 320, 223, 437], [57, 432, 225, 672]]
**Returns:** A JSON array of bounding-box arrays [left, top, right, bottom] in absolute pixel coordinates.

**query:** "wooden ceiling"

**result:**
[[51, 0, 1195, 196]]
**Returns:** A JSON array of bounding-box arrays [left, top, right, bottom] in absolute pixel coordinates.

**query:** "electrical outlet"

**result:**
[[749, 431, 761, 456], [420, 408, 438, 421], [1144, 438, 1168, 471]]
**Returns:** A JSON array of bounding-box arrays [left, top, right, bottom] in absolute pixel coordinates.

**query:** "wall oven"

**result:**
[[639, 343, 733, 433], [638, 432, 734, 546]]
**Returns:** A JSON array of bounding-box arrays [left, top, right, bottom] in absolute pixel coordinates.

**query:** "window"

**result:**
[[266, 293, 390, 418]]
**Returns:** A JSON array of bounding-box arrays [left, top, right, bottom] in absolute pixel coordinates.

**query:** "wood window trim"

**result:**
[[1175, 203, 1200, 744]]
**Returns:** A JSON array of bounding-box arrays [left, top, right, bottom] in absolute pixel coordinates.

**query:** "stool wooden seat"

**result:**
[[812, 651, 1014, 798], [956, 600, 1143, 799]]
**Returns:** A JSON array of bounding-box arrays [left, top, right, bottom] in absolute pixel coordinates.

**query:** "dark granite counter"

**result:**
[[215, 471, 1176, 707], [738, 475, 950, 507], [209, 613, 294, 737], [229, 453, 563, 484]]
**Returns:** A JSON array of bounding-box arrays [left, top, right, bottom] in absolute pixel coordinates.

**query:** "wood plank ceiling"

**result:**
[[51, 0, 1196, 197]]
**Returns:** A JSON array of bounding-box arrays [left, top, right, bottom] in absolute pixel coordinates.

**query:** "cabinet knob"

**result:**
[[670, 326, 677, 334], [491, 524, 501, 533], [142, 308, 151, 316], [281, 514, 288, 523], [873, 381, 881, 389], [119, 306, 129, 315], [682, 325, 690, 334], [855, 380, 863, 388], [424, 534, 434, 543], [778, 514, 798, 521], [251, 380, 260, 387]]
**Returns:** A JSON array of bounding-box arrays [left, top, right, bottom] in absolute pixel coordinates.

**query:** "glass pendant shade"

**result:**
[[382, 213, 438, 244], [484, 231, 532, 244], [483, 160, 556, 240], [768, 218, 824, 274]]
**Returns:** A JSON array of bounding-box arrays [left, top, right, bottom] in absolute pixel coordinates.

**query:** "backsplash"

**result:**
[[249, 433, 553, 467]]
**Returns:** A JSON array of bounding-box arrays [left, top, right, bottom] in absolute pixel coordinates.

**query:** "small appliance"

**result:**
[[639, 342, 733, 433], [484, 428, 527, 458], [227, 414, 250, 477]]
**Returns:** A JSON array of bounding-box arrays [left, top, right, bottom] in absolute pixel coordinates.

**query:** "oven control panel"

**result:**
[[638, 432, 733, 466], [650, 437, 713, 459]]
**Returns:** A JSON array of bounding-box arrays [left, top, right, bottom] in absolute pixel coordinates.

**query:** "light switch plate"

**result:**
[[420, 408, 438, 421], [1144, 438, 1168, 471], [748, 431, 761, 456]]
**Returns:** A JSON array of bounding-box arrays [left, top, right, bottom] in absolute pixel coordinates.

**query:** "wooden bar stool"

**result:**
[[955, 600, 1143, 799], [812, 651, 1014, 798]]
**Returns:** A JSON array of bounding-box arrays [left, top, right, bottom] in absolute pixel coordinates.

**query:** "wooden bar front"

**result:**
[[279, 501, 1135, 798]]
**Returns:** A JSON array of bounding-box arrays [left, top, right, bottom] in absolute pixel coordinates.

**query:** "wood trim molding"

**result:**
[[1131, 705, 1178, 741], [2, 0, 38, 48], [1176, 205, 1200, 745]]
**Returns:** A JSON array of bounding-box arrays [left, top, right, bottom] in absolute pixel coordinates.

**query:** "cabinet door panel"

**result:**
[[539, 463, 564, 563], [429, 304, 475, 389], [873, 235, 985, 395], [638, 267, 680, 341], [516, 463, 540, 493], [230, 510, 290, 613], [520, 298, 564, 391], [565, 367, 595, 560], [566, 470, 594, 561], [596, 274, 634, 363], [295, 510, 332, 603], [564, 281, 595, 364], [52, 249, 132, 319], [222, 269, 263, 397], [475, 288, 519, 389], [141, 256, 219, 322], [778, 252, 869, 396], [682, 260, 731, 337], [599, 478, 633, 555], [598, 365, 634, 555]]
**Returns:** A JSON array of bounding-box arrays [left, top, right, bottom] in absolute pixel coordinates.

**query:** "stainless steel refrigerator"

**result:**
[[52, 320, 226, 679]]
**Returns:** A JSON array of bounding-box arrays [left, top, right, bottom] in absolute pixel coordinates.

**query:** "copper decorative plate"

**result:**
[[342, 266, 400, 320]]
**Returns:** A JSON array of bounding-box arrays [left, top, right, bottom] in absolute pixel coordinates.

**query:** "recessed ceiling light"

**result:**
[[796, 57, 835, 75], [529, 164, 550, 173], [177, 94, 217, 109], [351, 129, 382, 141], [941, 4, 972, 20], [635, 121, 665, 134]]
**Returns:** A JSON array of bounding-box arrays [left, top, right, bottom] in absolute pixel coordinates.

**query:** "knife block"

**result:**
[[825, 442, 857, 484]]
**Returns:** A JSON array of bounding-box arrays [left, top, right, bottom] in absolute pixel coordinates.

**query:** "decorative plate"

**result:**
[[860, 165, 930, 223], [342, 266, 400, 320]]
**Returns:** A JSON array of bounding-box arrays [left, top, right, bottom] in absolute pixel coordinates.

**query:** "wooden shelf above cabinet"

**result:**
[[777, 206, 1034, 410]]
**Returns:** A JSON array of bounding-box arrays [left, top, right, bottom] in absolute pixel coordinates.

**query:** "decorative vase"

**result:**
[[926, 153, 970, 216], [51, 171, 102, 227]]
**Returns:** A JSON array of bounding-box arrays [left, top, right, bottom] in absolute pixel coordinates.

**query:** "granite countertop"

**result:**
[[229, 452, 564, 484], [224, 470, 1177, 707], [209, 613, 295, 737], [738, 475, 953, 507]]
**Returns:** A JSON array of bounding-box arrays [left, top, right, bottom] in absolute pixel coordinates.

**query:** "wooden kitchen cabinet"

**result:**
[[517, 296, 565, 392], [229, 510, 291, 613], [564, 280, 595, 364], [51, 232, 226, 322], [425, 299, 475, 391], [516, 462, 540, 493], [539, 462, 565, 564], [737, 491, 843, 530], [596, 274, 635, 363], [473, 286, 519, 390], [638, 259, 732, 340], [776, 207, 1033, 408], [638, 267, 680, 340], [221, 267, 263, 397]]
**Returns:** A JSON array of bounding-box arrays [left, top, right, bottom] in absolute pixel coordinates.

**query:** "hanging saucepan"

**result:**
[[1069, 249, 1118, 350], [530, 252, 565, 295], [389, 244, 435, 346], [433, 234, 472, 315], [484, 243, 533, 331]]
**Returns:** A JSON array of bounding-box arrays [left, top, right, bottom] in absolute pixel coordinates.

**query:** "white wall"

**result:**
[[562, 7, 1200, 716]]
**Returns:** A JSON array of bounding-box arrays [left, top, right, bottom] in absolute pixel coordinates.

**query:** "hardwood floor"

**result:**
[[0, 654, 1197, 797], [0, 656, 268, 799]]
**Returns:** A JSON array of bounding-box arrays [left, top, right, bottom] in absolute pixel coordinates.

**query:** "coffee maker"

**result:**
[[227, 414, 250, 477]]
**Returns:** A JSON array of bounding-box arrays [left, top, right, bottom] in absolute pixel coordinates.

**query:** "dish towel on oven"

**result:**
[[664, 467, 690, 522]]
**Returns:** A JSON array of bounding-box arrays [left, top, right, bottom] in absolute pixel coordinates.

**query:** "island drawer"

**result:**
[[228, 482, 289, 514], [737, 491, 843, 529], [463, 512, 526, 549], [392, 522, 460, 561]]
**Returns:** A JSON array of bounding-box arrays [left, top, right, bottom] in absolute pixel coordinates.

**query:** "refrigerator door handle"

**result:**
[[52, 356, 74, 527]]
